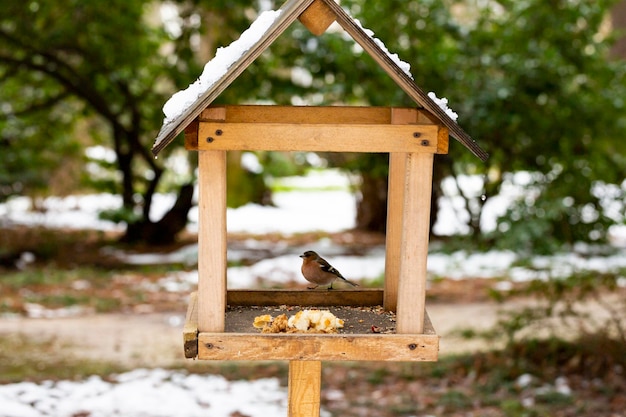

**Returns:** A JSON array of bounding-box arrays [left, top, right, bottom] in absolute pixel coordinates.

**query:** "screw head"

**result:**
[[206, 137, 214, 143], [215, 129, 223, 136], [420, 140, 430, 146]]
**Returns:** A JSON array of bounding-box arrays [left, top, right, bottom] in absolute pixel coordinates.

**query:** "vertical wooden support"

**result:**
[[197, 150, 227, 332], [383, 152, 405, 312], [288, 361, 322, 417], [384, 108, 420, 312], [395, 152, 434, 334]]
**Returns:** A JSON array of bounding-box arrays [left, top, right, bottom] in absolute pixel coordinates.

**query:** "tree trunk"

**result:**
[[122, 183, 195, 245], [355, 173, 388, 233], [355, 158, 444, 235], [611, 0, 626, 59]]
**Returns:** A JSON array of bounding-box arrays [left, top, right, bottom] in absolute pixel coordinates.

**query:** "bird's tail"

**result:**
[[341, 277, 359, 287]]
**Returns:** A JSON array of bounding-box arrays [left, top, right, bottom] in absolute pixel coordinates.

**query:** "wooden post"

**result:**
[[288, 361, 322, 417], [197, 150, 227, 332], [384, 152, 405, 312], [384, 108, 419, 312], [395, 152, 434, 334]]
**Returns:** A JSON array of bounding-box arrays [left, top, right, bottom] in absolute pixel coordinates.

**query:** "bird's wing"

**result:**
[[319, 259, 345, 279]]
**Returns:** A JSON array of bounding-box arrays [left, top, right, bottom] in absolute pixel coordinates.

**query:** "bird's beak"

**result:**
[[299, 254, 305, 258]]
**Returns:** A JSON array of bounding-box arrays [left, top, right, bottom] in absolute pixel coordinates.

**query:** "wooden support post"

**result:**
[[288, 361, 322, 417], [385, 108, 420, 312], [197, 150, 227, 332], [384, 152, 406, 312], [396, 152, 434, 334]]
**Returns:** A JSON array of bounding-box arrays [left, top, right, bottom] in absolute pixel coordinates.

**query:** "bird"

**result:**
[[299, 250, 358, 290]]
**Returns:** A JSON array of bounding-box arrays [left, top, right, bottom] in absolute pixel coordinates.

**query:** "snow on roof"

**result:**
[[352, 18, 413, 79], [162, 10, 283, 125], [428, 92, 458, 122]]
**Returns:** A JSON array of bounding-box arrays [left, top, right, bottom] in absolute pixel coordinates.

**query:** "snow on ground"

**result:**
[[0, 369, 289, 417]]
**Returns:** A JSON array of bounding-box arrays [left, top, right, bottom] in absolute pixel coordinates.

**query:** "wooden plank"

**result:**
[[288, 361, 321, 417], [396, 152, 434, 334], [152, 0, 316, 155], [197, 332, 439, 361], [298, 0, 335, 36], [227, 289, 383, 307], [200, 105, 395, 124], [195, 122, 440, 153], [320, 0, 487, 161], [183, 292, 199, 358], [197, 150, 227, 332]]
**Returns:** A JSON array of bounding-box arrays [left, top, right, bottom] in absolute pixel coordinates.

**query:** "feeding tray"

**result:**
[[184, 290, 439, 361]]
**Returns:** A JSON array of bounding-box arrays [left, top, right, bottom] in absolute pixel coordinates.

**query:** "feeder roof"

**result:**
[[152, 0, 488, 161]]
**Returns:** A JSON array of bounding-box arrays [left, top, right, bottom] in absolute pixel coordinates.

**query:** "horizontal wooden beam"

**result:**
[[197, 331, 439, 362], [199, 105, 405, 124], [191, 122, 441, 153], [227, 289, 383, 307]]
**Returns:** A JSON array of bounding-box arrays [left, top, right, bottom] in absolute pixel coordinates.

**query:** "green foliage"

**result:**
[[456, 0, 626, 247], [0, 0, 193, 238], [233, 0, 626, 246], [0, 78, 81, 200]]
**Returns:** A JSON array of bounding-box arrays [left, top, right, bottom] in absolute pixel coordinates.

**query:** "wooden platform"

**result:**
[[184, 290, 439, 362]]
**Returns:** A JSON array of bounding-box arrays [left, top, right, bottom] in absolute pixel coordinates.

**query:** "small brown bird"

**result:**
[[299, 250, 358, 289]]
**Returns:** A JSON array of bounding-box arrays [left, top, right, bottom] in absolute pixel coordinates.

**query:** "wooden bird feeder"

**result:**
[[153, 0, 488, 416]]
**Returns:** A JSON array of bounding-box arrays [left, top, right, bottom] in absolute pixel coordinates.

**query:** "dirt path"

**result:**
[[0, 312, 188, 368], [0, 301, 505, 368]]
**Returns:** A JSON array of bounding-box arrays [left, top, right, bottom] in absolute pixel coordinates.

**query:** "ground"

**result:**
[[1, 227, 625, 417]]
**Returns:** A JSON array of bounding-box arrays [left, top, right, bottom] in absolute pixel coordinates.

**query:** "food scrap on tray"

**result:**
[[253, 309, 344, 334]]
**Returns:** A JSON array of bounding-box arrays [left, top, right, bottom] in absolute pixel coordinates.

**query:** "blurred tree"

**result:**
[[0, 73, 81, 201], [0, 0, 269, 243], [235, 0, 626, 249], [2, 0, 624, 250], [0, 0, 181, 243], [457, 0, 626, 252], [335, 0, 626, 248]]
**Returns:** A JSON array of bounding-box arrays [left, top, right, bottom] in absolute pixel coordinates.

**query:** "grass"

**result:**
[[0, 264, 189, 314]]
